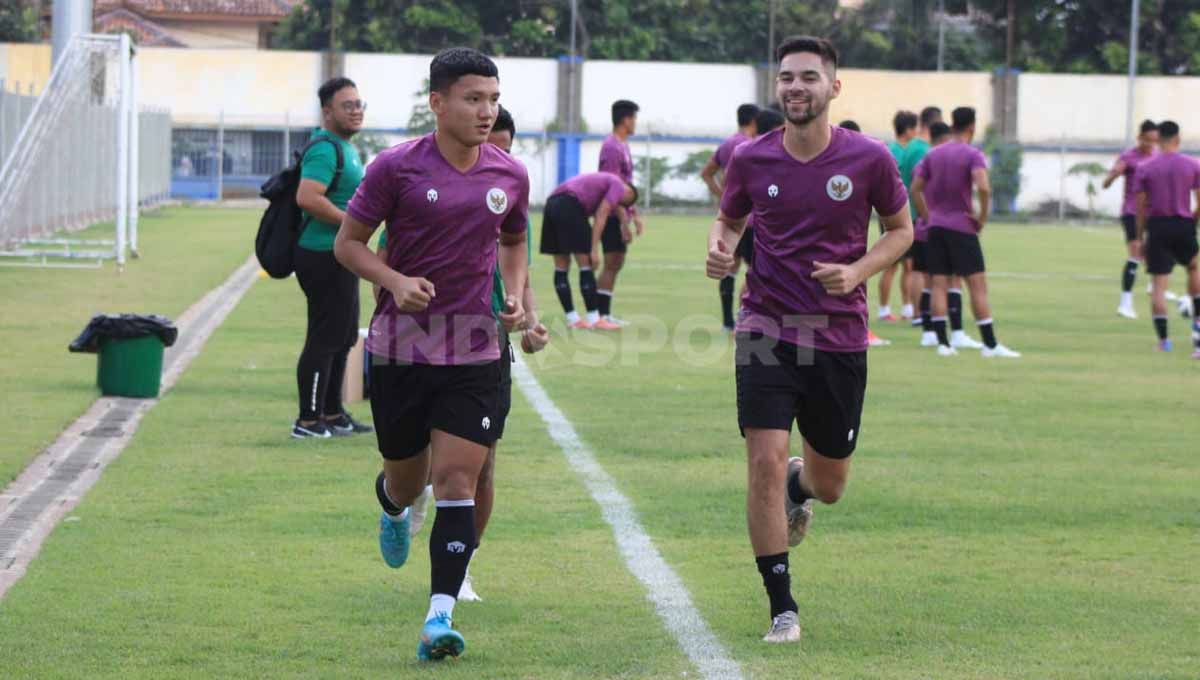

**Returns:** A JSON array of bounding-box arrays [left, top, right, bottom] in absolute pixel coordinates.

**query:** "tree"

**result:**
[[1068, 161, 1107, 219], [0, 0, 39, 43]]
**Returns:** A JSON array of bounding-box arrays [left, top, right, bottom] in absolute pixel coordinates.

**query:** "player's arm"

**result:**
[[591, 201, 614, 253], [706, 211, 746, 279], [371, 240, 386, 303], [910, 175, 930, 221], [972, 167, 991, 231], [520, 271, 549, 353], [812, 208, 913, 297], [1135, 192, 1149, 242], [1102, 160, 1126, 190], [497, 230, 528, 333], [701, 155, 723, 199], [335, 215, 435, 312]]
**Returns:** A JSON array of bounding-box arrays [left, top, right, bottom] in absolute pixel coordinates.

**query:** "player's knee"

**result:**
[[809, 476, 845, 505], [432, 467, 477, 500]]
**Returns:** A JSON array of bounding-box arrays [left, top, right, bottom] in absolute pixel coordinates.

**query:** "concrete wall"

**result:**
[[157, 20, 262, 49], [0, 43, 51, 94], [832, 69, 993, 139], [1019, 73, 1200, 144]]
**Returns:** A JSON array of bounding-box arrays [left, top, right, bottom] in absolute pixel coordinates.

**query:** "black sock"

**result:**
[[719, 275, 735, 328], [1153, 315, 1168, 341], [787, 468, 811, 505], [978, 319, 997, 349], [933, 317, 949, 346], [597, 289, 613, 317], [948, 289, 963, 332], [429, 501, 477, 598], [1122, 259, 1138, 293], [375, 472, 405, 516], [755, 553, 798, 618], [920, 289, 932, 331], [579, 268, 599, 313], [1193, 296, 1200, 322], [553, 268, 574, 314]]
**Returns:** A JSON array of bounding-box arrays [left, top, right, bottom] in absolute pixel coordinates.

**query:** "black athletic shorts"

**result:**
[[369, 356, 504, 460], [601, 215, 628, 254], [736, 226, 755, 266], [539, 194, 591, 255], [910, 240, 928, 272], [734, 332, 867, 460], [926, 226, 985, 276], [495, 338, 513, 440], [1120, 215, 1139, 243], [1145, 217, 1200, 275]]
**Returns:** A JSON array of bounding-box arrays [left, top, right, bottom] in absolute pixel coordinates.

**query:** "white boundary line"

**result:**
[[512, 357, 745, 680]]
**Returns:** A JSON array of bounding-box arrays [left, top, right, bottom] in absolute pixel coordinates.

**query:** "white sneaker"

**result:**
[[408, 484, 434, 537], [920, 331, 939, 347], [936, 345, 958, 357], [1178, 297, 1194, 318], [1165, 290, 1180, 302], [763, 611, 802, 644], [901, 304, 914, 319], [1117, 304, 1138, 319], [604, 315, 629, 327], [784, 457, 813, 547], [950, 330, 984, 349], [457, 569, 481, 602], [981, 344, 1021, 358]]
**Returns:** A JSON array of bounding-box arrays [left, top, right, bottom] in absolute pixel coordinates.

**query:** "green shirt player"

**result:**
[[875, 110, 919, 324], [291, 77, 372, 440], [374, 105, 547, 603]]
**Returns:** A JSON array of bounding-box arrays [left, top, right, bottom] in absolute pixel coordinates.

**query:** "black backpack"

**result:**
[[256, 137, 344, 278]]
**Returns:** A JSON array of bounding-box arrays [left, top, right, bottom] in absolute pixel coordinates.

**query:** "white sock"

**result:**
[[586, 310, 600, 324], [878, 305, 891, 317], [565, 310, 580, 324], [1120, 292, 1133, 307], [383, 479, 410, 521], [426, 593, 456, 623], [901, 304, 914, 317], [387, 507, 409, 523]]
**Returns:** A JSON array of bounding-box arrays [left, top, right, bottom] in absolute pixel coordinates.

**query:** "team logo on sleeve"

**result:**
[[486, 188, 509, 214], [426, 188, 439, 203], [826, 175, 853, 201], [767, 184, 779, 198]]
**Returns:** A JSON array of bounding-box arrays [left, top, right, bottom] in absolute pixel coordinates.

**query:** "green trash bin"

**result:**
[[97, 334, 165, 398]]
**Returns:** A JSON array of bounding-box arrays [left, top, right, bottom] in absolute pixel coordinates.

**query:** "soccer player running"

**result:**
[[877, 110, 918, 323], [910, 107, 1019, 358], [333, 48, 529, 661], [706, 36, 913, 643], [1103, 119, 1159, 319], [702, 103, 760, 330], [594, 99, 644, 329], [1132, 120, 1200, 356]]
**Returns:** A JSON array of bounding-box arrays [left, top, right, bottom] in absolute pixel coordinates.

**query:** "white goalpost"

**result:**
[[0, 33, 137, 268]]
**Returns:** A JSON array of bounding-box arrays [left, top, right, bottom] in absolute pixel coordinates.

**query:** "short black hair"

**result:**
[[929, 121, 952, 142], [430, 47, 498, 93], [625, 182, 640, 207], [493, 105, 515, 138], [612, 100, 639, 128], [776, 35, 838, 72], [951, 107, 976, 132], [920, 106, 943, 128], [893, 110, 918, 137], [838, 119, 861, 132], [756, 108, 785, 133], [737, 104, 760, 127], [1139, 119, 1158, 135], [1158, 120, 1180, 140], [318, 77, 356, 108]]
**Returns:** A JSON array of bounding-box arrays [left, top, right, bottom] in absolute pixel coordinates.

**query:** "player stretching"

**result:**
[[707, 36, 912, 643]]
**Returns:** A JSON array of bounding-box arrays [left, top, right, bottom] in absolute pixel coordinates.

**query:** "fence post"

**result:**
[[129, 47, 140, 257], [216, 110, 225, 200], [1057, 132, 1066, 224], [643, 134, 652, 211]]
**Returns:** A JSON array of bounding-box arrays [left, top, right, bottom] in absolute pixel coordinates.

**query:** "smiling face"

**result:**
[[430, 74, 500, 148], [776, 51, 841, 128], [323, 85, 364, 137]]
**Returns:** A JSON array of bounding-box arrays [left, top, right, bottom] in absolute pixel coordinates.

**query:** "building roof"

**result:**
[[94, 9, 185, 47], [94, 1, 297, 21]]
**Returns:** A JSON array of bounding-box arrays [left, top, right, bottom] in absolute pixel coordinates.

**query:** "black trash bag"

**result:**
[[69, 314, 179, 354]]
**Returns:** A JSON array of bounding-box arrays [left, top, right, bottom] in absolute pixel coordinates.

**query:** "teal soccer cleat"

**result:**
[[416, 613, 466, 661], [378, 511, 410, 568]]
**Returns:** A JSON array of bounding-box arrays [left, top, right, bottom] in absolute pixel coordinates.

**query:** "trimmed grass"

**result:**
[[1, 213, 1197, 678]]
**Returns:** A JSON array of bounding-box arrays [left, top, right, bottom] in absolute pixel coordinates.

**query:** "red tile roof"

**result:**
[[94, 1, 298, 20], [94, 9, 186, 47]]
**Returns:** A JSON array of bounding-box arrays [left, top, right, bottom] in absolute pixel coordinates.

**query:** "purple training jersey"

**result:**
[[721, 126, 908, 352], [912, 141, 988, 235], [347, 134, 530, 365], [599, 133, 634, 183], [551, 172, 626, 215], [713, 132, 751, 170], [1115, 147, 1157, 217], [1133, 151, 1200, 219]]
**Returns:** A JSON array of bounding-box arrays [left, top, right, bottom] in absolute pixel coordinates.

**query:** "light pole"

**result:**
[[1125, 0, 1139, 145]]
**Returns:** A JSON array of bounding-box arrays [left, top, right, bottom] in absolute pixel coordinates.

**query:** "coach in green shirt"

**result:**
[[291, 76, 371, 440]]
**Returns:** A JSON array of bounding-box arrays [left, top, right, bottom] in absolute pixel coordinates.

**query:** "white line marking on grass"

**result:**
[[512, 357, 745, 680], [0, 255, 260, 600]]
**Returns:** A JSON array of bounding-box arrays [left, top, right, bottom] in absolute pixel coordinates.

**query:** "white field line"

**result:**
[[511, 357, 745, 680]]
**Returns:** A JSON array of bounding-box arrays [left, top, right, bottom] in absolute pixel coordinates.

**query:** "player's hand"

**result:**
[[811, 261, 863, 297], [969, 212, 986, 232], [390, 275, 435, 312], [635, 216, 645, 236], [621, 223, 634, 243], [707, 238, 735, 279], [499, 296, 525, 333], [521, 323, 550, 353]]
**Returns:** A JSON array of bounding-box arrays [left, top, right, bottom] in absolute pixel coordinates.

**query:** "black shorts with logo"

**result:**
[[369, 356, 504, 460], [1120, 215, 1139, 243], [539, 194, 591, 255], [910, 240, 928, 273], [736, 226, 755, 266], [1145, 216, 1200, 275], [926, 226, 986, 276], [735, 332, 867, 460], [601, 215, 628, 254]]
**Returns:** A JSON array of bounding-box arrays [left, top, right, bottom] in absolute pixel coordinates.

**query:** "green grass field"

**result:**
[[0, 209, 1196, 679]]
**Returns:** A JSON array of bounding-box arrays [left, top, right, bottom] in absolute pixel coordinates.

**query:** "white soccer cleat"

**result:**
[[1117, 304, 1138, 319], [1178, 297, 1194, 318], [784, 457, 813, 547], [981, 344, 1022, 358], [763, 611, 802, 644], [920, 331, 939, 347], [604, 315, 630, 327], [1165, 290, 1180, 302], [408, 485, 434, 537], [936, 345, 958, 357], [950, 330, 984, 349], [457, 569, 481, 602]]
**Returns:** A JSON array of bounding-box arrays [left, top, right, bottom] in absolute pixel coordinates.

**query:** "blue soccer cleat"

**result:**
[[416, 612, 466, 661], [378, 511, 411, 568]]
